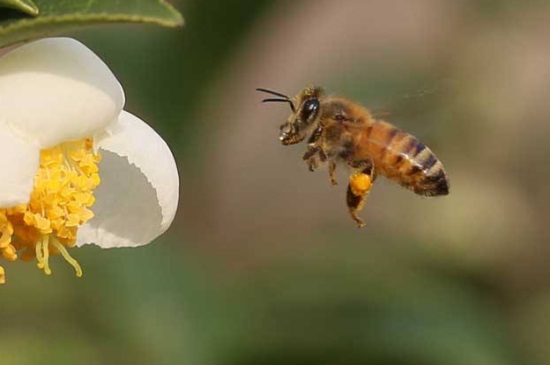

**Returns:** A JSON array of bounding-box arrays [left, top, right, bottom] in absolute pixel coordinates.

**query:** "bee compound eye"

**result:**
[[302, 99, 320, 121]]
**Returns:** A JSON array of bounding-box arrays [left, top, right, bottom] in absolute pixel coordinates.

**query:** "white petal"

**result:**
[[0, 38, 124, 148], [77, 111, 179, 248], [0, 125, 38, 207]]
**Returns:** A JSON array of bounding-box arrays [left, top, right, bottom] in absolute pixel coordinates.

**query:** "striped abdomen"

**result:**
[[354, 121, 449, 196]]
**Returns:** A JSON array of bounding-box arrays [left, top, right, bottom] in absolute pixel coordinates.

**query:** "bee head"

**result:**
[[257, 86, 324, 145]]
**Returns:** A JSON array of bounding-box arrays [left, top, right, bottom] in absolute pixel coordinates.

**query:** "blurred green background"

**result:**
[[2, 0, 550, 364]]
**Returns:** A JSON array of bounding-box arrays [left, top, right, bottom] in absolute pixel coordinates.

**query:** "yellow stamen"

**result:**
[[35, 237, 44, 269], [0, 138, 100, 283], [51, 237, 82, 277], [42, 235, 51, 275]]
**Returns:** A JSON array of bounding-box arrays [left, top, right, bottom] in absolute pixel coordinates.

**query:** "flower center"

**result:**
[[0, 139, 101, 283]]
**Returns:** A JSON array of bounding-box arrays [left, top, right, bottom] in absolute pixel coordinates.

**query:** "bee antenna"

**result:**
[[261, 98, 288, 103], [261, 98, 297, 113], [256, 88, 291, 99], [257, 88, 296, 113]]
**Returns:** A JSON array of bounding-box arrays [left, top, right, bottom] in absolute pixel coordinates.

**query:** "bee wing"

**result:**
[[370, 108, 393, 119]]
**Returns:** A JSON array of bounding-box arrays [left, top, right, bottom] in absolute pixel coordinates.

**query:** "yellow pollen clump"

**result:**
[[349, 172, 372, 196], [0, 139, 101, 283]]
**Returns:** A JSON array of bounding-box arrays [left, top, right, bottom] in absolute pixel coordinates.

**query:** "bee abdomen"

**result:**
[[361, 121, 449, 196], [406, 145, 449, 196]]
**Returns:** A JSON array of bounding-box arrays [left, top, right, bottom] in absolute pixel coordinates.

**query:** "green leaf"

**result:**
[[0, 0, 39, 16], [0, 0, 183, 48]]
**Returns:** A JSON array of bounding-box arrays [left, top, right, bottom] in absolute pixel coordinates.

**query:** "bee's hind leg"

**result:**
[[346, 160, 376, 228]]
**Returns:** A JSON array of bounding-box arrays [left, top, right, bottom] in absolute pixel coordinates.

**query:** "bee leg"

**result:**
[[306, 156, 319, 172], [303, 145, 321, 171], [303, 145, 327, 172], [346, 162, 375, 228], [328, 161, 338, 186], [303, 125, 326, 171]]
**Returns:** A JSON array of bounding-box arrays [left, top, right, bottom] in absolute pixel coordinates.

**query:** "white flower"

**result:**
[[0, 38, 179, 283]]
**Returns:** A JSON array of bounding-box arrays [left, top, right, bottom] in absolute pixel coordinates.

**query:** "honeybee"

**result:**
[[257, 86, 449, 227]]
